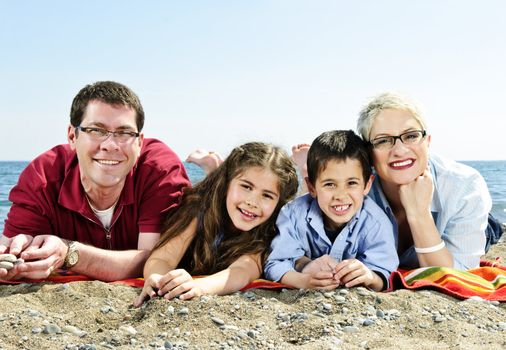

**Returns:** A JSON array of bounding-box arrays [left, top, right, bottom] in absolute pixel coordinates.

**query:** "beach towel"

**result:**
[[388, 259, 506, 301], [1, 259, 504, 301]]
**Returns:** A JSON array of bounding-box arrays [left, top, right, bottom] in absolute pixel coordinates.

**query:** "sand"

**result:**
[[0, 240, 504, 350]]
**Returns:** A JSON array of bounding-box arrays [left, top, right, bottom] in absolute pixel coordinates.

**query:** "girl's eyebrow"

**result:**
[[239, 179, 279, 197]]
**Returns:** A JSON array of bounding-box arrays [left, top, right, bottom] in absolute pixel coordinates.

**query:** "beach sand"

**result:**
[[0, 239, 505, 350]]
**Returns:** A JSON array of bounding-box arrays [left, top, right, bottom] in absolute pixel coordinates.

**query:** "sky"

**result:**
[[1, 1, 505, 161]]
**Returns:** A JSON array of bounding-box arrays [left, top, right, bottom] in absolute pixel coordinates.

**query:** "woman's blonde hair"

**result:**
[[153, 142, 299, 275], [357, 92, 427, 141]]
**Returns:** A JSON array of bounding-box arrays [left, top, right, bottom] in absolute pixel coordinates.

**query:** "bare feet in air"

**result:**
[[291, 144, 310, 194], [291, 144, 310, 178], [186, 149, 224, 174]]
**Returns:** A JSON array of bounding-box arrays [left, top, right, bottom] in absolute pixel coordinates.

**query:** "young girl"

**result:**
[[134, 142, 298, 306]]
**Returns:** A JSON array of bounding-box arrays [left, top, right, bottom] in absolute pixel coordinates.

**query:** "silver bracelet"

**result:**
[[414, 240, 446, 254]]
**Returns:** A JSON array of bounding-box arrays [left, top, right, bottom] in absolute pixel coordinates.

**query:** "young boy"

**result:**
[[264, 130, 398, 291]]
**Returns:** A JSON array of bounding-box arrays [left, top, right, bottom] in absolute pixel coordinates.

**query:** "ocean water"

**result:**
[[1, 160, 505, 233]]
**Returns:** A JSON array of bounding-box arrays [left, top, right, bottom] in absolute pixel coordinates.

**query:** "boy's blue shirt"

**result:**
[[264, 193, 399, 287]]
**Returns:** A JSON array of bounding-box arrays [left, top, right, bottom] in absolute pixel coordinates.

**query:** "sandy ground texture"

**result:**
[[0, 238, 505, 350]]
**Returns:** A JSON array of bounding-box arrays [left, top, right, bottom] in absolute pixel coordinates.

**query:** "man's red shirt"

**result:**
[[3, 138, 190, 250]]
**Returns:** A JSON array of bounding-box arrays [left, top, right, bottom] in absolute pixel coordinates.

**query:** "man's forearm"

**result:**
[[69, 242, 151, 281]]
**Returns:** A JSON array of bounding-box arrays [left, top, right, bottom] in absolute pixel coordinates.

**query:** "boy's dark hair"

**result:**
[[307, 130, 372, 185], [70, 81, 145, 131]]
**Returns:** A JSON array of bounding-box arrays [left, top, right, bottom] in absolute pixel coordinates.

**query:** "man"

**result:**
[[0, 81, 190, 281]]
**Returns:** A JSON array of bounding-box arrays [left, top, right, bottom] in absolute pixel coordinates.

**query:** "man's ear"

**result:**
[[68, 125, 77, 150], [363, 174, 374, 196], [305, 177, 317, 198], [138, 132, 144, 149]]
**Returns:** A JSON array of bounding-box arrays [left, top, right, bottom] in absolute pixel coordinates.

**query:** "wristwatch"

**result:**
[[63, 241, 80, 269]]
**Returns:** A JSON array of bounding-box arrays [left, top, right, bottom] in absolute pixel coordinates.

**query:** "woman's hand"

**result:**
[[399, 168, 434, 219]]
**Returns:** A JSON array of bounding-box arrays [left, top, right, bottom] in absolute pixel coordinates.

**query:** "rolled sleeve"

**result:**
[[264, 204, 306, 282], [358, 199, 399, 288], [442, 172, 491, 270]]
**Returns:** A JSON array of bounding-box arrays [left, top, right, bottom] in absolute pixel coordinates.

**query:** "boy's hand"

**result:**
[[301, 254, 339, 275], [333, 259, 383, 291], [304, 270, 340, 290]]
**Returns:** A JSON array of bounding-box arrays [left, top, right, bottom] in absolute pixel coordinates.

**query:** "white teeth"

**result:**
[[333, 204, 351, 212], [392, 159, 413, 167], [97, 160, 120, 165], [240, 208, 257, 218]]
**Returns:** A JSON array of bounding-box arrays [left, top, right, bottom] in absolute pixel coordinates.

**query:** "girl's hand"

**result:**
[[158, 269, 204, 300], [133, 273, 163, 307], [399, 168, 434, 218]]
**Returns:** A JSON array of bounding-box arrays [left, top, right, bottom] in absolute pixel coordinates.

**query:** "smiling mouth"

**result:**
[[239, 208, 258, 220], [331, 204, 351, 215], [95, 159, 121, 165], [390, 159, 414, 169]]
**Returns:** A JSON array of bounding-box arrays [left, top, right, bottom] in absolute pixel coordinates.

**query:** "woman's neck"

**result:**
[[379, 179, 404, 213]]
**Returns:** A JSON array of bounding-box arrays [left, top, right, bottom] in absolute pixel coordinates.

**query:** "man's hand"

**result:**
[[0, 234, 34, 279], [11, 235, 68, 280]]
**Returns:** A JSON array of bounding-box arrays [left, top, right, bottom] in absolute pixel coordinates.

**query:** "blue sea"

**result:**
[[1, 160, 505, 233]]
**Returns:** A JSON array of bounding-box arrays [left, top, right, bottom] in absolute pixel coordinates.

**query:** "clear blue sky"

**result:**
[[1, 1, 505, 161]]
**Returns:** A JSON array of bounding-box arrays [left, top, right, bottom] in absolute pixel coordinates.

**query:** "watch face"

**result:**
[[67, 252, 79, 266]]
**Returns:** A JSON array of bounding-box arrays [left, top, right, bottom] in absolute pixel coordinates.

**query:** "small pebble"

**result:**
[[62, 325, 87, 337], [434, 315, 445, 323], [211, 317, 225, 326], [343, 326, 360, 333], [27, 309, 41, 317], [31, 327, 42, 334], [333, 295, 346, 304], [177, 307, 189, 315], [356, 287, 369, 296], [362, 318, 374, 326], [43, 324, 61, 334], [0, 253, 17, 262], [466, 296, 485, 302], [100, 305, 113, 314], [0, 261, 14, 270], [119, 325, 137, 335]]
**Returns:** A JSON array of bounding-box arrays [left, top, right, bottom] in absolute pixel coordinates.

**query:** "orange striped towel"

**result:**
[[388, 259, 506, 301]]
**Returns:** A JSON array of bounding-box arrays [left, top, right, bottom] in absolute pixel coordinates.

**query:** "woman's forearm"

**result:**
[[407, 212, 453, 267]]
